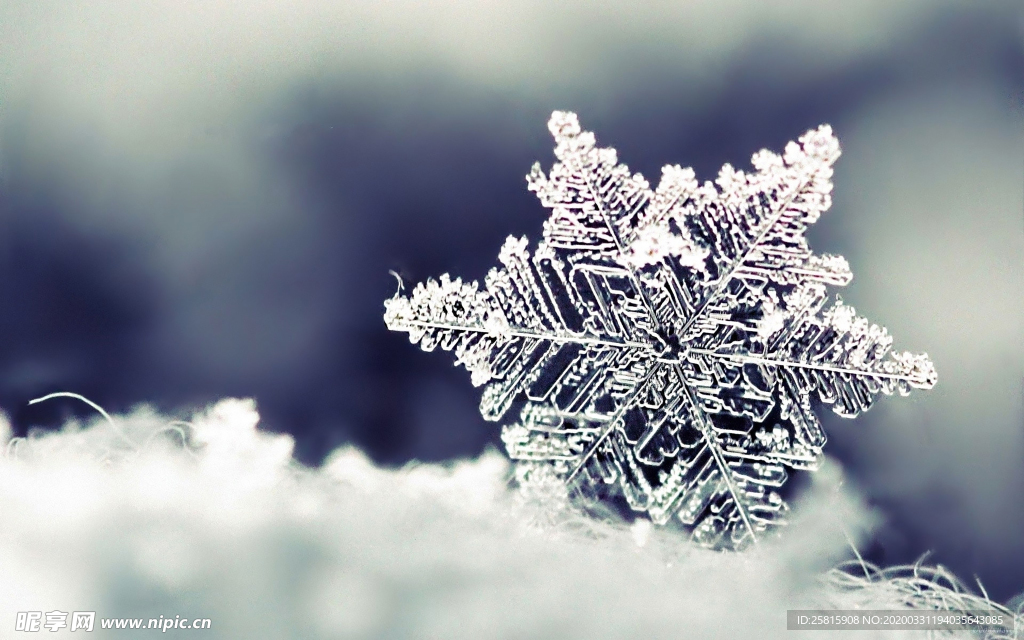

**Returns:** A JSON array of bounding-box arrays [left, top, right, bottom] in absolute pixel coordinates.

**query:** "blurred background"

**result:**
[[0, 0, 1021, 601]]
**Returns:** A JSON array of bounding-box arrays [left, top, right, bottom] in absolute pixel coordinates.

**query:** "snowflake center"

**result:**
[[651, 329, 690, 363]]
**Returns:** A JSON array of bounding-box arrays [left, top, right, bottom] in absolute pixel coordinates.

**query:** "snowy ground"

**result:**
[[1, 398, 1018, 639]]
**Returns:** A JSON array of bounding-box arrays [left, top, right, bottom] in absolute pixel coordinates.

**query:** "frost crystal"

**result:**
[[385, 112, 936, 548]]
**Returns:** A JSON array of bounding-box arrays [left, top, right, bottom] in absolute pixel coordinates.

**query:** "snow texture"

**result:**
[[385, 112, 937, 549], [1, 400, 1018, 639]]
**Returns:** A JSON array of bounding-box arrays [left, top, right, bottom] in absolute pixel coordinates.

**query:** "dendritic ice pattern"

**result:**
[[384, 112, 936, 549]]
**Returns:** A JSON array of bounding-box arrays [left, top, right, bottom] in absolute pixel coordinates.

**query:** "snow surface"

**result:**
[[1, 398, 1017, 639]]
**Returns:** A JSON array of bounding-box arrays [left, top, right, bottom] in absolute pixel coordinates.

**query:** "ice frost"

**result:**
[[385, 112, 936, 549]]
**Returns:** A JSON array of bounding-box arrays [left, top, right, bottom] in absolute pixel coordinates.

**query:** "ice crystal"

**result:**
[[384, 112, 936, 548]]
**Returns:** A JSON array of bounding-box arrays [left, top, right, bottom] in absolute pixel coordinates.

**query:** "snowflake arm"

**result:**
[[385, 112, 936, 548]]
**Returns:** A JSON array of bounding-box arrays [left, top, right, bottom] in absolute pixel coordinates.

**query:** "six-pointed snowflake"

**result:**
[[384, 112, 936, 548]]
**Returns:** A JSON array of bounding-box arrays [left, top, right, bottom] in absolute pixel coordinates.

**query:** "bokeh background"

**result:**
[[0, 0, 1021, 602]]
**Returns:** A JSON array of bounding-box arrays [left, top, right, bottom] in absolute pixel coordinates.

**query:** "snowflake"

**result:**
[[384, 112, 936, 548]]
